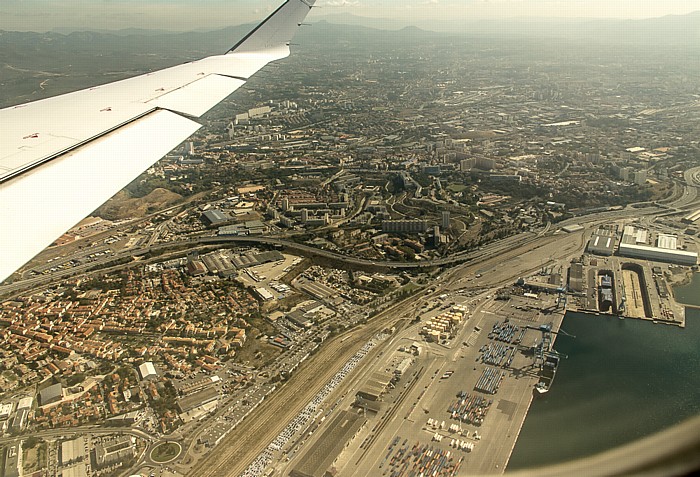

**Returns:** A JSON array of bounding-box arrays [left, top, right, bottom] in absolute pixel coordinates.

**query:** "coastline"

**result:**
[[503, 303, 567, 471], [507, 307, 700, 470], [672, 271, 700, 308]]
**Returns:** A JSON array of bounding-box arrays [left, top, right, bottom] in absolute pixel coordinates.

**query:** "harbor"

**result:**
[[508, 304, 700, 470], [565, 255, 687, 327], [258, 276, 571, 477]]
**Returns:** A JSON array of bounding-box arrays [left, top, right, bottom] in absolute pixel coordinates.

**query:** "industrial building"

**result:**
[[218, 220, 268, 236], [681, 209, 700, 224], [137, 362, 158, 380], [569, 263, 584, 293], [61, 438, 85, 467], [200, 209, 232, 228], [286, 310, 314, 328], [200, 252, 236, 276], [289, 410, 366, 477], [618, 226, 698, 266], [229, 250, 284, 270], [176, 386, 220, 414], [60, 462, 88, 477], [186, 259, 207, 276], [39, 382, 63, 406], [253, 287, 275, 301], [587, 230, 616, 256], [617, 243, 698, 266], [562, 224, 584, 233], [656, 233, 677, 250], [395, 358, 413, 377], [356, 371, 393, 402], [92, 437, 135, 470]]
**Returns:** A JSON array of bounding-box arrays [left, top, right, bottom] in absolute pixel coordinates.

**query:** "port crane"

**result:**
[[524, 323, 575, 368]]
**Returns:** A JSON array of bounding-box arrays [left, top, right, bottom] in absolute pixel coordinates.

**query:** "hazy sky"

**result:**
[[1, 0, 699, 32]]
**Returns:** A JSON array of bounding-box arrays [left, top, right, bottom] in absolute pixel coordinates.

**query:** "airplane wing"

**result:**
[[0, 0, 315, 284]]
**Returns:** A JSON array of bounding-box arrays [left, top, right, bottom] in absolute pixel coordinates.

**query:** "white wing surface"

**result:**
[[0, 0, 315, 284]]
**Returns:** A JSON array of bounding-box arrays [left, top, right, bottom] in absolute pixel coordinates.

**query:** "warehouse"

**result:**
[[290, 410, 366, 477], [569, 262, 584, 293], [39, 383, 63, 406], [617, 243, 697, 266], [60, 462, 88, 477], [93, 437, 134, 470], [201, 252, 236, 276], [177, 387, 220, 414], [254, 287, 275, 301], [587, 232, 615, 256], [200, 209, 232, 227], [137, 362, 158, 380], [656, 233, 678, 250], [681, 209, 700, 224], [61, 438, 85, 467], [356, 371, 392, 401], [615, 226, 698, 266], [395, 358, 413, 377]]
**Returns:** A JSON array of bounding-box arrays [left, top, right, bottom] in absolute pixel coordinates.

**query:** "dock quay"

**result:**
[[566, 255, 686, 327], [276, 288, 568, 477]]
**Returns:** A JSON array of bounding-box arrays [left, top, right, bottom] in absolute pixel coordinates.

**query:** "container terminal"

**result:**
[[271, 286, 569, 477], [266, 226, 693, 477]]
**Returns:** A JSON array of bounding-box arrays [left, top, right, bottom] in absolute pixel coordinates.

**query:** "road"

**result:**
[[185, 292, 428, 477], [0, 426, 152, 446], [0, 201, 669, 301], [185, 227, 590, 477]]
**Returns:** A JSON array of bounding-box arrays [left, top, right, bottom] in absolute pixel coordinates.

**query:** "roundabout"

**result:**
[[149, 441, 182, 464]]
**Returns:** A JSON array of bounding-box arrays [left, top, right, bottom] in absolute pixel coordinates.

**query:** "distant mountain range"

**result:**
[[24, 10, 696, 46], [307, 11, 700, 45], [1, 11, 698, 108], [1, 10, 698, 68]]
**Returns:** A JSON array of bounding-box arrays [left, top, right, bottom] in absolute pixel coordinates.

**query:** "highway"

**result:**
[[0, 202, 667, 299], [183, 226, 591, 477], [0, 189, 693, 476]]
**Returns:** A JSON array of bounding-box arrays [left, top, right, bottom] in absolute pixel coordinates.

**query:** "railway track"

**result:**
[[189, 293, 425, 477], [188, 231, 571, 477]]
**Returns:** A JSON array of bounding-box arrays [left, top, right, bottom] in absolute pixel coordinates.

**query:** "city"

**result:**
[[1, 4, 700, 477]]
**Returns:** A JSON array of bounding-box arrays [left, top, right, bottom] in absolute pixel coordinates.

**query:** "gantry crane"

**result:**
[[524, 323, 575, 368]]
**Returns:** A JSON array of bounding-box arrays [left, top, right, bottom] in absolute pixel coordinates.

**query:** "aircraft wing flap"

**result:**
[[0, 0, 317, 284], [148, 74, 246, 118], [0, 98, 156, 182], [0, 56, 269, 183], [0, 110, 200, 284]]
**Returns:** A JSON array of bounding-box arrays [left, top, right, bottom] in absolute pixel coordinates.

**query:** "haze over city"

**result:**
[[1, 1, 699, 477], [1, 0, 700, 32]]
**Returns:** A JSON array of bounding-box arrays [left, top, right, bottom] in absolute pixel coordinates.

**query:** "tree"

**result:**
[[24, 436, 41, 449]]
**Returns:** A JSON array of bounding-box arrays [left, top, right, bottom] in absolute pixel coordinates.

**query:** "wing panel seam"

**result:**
[[0, 107, 158, 185]]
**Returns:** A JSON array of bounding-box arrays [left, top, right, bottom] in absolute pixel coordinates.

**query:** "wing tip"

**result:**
[[228, 0, 314, 54]]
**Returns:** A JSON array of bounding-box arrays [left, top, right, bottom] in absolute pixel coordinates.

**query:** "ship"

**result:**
[[535, 354, 560, 394]]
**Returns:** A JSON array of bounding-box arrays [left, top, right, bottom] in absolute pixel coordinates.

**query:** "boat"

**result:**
[[534, 354, 560, 395]]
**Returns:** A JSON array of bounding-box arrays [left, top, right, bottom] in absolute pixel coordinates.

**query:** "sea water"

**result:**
[[508, 295, 700, 469]]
